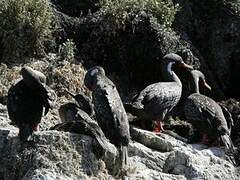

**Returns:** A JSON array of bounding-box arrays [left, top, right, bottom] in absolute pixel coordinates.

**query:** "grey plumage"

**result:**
[[56, 102, 109, 151], [84, 66, 130, 168], [7, 66, 56, 142], [125, 53, 193, 132], [184, 70, 234, 151], [65, 90, 94, 117], [21, 66, 46, 89]]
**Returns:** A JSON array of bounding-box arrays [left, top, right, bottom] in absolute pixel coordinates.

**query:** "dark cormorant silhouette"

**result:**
[[56, 102, 111, 152], [125, 53, 193, 133], [184, 70, 234, 151], [7, 66, 56, 142], [84, 66, 130, 169], [65, 90, 94, 117]]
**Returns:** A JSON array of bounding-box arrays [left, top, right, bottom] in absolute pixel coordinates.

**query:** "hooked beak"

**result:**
[[203, 80, 211, 91], [178, 61, 194, 70]]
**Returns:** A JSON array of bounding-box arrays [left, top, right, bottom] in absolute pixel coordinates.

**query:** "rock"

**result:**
[[0, 104, 12, 128], [51, 120, 119, 174], [0, 91, 239, 180], [129, 126, 239, 179], [0, 109, 240, 179], [0, 128, 113, 180], [163, 146, 238, 180], [130, 126, 186, 152]]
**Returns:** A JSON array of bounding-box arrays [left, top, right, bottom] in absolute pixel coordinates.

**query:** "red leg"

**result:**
[[200, 133, 209, 145], [153, 120, 165, 133], [32, 124, 38, 131]]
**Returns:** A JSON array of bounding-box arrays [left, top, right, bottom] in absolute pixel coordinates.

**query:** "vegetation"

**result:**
[[58, 39, 77, 63], [0, 0, 55, 63], [0, 63, 21, 97], [100, 0, 180, 28], [0, 58, 89, 98]]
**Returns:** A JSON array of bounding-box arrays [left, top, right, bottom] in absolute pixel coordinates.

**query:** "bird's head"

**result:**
[[84, 66, 105, 91], [190, 70, 211, 91], [21, 66, 46, 89], [162, 53, 193, 70]]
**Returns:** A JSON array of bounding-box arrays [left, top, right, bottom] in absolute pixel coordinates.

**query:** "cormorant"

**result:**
[[7, 66, 56, 142], [184, 70, 234, 151], [56, 102, 110, 151], [125, 53, 193, 133], [54, 102, 119, 174], [65, 90, 94, 117], [84, 66, 130, 169]]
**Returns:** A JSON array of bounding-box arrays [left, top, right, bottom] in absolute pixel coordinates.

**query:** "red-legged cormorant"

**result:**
[[7, 66, 56, 142], [184, 70, 234, 151], [125, 53, 193, 133], [84, 66, 130, 169]]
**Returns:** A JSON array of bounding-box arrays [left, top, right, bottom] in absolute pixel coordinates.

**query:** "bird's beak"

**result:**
[[178, 62, 194, 70], [203, 80, 211, 91]]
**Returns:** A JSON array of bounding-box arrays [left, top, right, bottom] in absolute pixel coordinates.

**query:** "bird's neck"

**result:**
[[193, 77, 200, 94], [162, 62, 182, 86]]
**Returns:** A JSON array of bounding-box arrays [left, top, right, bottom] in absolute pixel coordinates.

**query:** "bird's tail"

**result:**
[[220, 134, 237, 165], [220, 134, 235, 152], [119, 145, 128, 168], [19, 124, 33, 142]]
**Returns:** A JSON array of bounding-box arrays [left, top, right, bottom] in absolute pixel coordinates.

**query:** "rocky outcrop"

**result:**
[[0, 103, 239, 179], [1, 1, 240, 179]]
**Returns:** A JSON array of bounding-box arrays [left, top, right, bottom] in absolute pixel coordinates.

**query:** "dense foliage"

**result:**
[[0, 0, 55, 63], [101, 0, 179, 28]]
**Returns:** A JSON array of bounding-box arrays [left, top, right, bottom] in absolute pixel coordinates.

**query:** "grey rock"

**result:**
[[0, 110, 239, 179], [0, 128, 113, 180], [0, 104, 9, 126], [130, 126, 186, 152], [163, 146, 239, 180]]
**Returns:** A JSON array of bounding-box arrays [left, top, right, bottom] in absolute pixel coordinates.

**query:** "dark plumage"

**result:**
[[84, 66, 130, 168], [184, 70, 234, 151], [7, 66, 56, 142], [125, 53, 193, 132], [65, 90, 94, 117], [56, 102, 109, 150]]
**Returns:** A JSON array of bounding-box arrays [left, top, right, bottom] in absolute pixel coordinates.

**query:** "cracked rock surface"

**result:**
[[0, 104, 239, 179]]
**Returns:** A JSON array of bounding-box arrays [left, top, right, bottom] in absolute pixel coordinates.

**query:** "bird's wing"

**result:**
[[103, 81, 130, 145], [93, 76, 129, 145], [7, 80, 24, 122], [219, 104, 233, 132], [142, 83, 181, 114], [100, 82, 123, 129], [185, 94, 216, 129]]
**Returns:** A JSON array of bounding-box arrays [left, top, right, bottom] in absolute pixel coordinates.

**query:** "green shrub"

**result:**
[[58, 39, 77, 63], [0, 59, 89, 98], [100, 0, 179, 28], [0, 0, 55, 63], [0, 63, 21, 97]]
